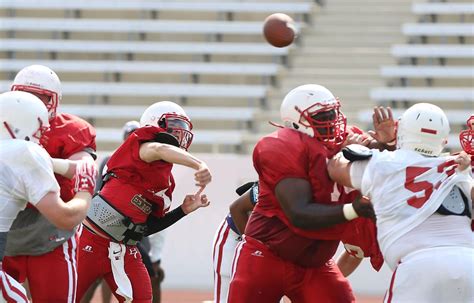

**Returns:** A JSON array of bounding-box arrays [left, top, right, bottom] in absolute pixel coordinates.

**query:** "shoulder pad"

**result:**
[[342, 144, 373, 162], [153, 132, 179, 147], [235, 181, 257, 196]]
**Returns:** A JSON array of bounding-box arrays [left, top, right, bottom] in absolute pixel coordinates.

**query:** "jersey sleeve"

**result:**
[[20, 143, 60, 205], [62, 119, 96, 158], [49, 114, 97, 159], [253, 135, 308, 188]]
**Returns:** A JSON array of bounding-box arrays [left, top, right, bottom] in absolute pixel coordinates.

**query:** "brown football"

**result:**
[[263, 13, 296, 48]]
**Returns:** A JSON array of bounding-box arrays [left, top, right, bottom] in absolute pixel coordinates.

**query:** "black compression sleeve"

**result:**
[[144, 207, 187, 236]]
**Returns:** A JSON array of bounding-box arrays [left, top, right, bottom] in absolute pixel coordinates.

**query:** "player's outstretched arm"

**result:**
[[275, 178, 375, 230], [367, 106, 397, 150], [139, 142, 212, 187], [144, 193, 210, 237], [36, 191, 91, 230], [336, 251, 363, 277], [51, 150, 96, 179], [36, 160, 97, 230]]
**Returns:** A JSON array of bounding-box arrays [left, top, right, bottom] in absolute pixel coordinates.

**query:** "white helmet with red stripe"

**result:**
[[140, 101, 194, 150], [397, 103, 450, 157], [0, 91, 50, 144], [280, 84, 347, 148], [11, 65, 62, 121]]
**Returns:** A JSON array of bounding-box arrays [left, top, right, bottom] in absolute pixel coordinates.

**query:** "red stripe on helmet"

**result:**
[[420, 128, 437, 135]]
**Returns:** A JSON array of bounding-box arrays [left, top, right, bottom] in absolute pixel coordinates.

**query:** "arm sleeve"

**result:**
[[21, 144, 60, 205], [144, 207, 187, 236]]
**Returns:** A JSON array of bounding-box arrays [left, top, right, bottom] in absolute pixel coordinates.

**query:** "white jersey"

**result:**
[[0, 140, 59, 232], [351, 149, 472, 269]]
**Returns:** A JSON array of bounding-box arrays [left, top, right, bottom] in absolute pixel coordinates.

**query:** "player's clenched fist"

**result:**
[[454, 151, 471, 172], [195, 162, 212, 187], [352, 196, 376, 221], [72, 160, 98, 195]]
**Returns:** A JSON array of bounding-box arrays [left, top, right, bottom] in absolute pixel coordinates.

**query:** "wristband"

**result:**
[[385, 138, 397, 146], [343, 204, 359, 221], [52, 158, 71, 176]]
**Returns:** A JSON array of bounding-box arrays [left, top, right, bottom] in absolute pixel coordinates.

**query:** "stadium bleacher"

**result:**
[[0, 0, 319, 153], [1, 0, 471, 154], [369, 0, 473, 152]]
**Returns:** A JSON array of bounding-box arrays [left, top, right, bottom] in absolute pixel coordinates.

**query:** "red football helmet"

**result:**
[[459, 115, 474, 155]]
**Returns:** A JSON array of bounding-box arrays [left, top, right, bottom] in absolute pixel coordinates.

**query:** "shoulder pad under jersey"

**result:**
[[342, 144, 373, 162], [235, 181, 256, 196]]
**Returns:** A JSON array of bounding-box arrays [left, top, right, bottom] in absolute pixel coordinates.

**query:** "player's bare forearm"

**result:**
[[36, 191, 91, 230], [140, 142, 202, 169], [232, 211, 250, 235], [275, 178, 347, 229], [229, 191, 255, 234], [336, 251, 363, 277], [62, 192, 92, 227]]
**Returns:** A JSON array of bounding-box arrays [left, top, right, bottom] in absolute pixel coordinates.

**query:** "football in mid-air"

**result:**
[[262, 13, 296, 48]]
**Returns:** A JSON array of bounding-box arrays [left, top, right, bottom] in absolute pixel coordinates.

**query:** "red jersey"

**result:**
[[247, 128, 360, 267], [341, 218, 383, 271], [252, 128, 358, 239], [40, 113, 96, 201], [100, 126, 176, 224]]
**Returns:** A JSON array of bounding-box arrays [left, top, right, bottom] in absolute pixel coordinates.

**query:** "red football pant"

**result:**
[[228, 236, 355, 303], [76, 227, 152, 303], [2, 233, 80, 303]]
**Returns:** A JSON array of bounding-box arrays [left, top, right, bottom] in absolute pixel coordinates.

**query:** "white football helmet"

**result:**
[[0, 91, 50, 144], [11, 65, 62, 121], [140, 101, 193, 150], [397, 103, 450, 157], [280, 84, 347, 148]]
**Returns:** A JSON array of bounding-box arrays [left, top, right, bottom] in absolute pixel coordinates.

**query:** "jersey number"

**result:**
[[404, 161, 456, 209]]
